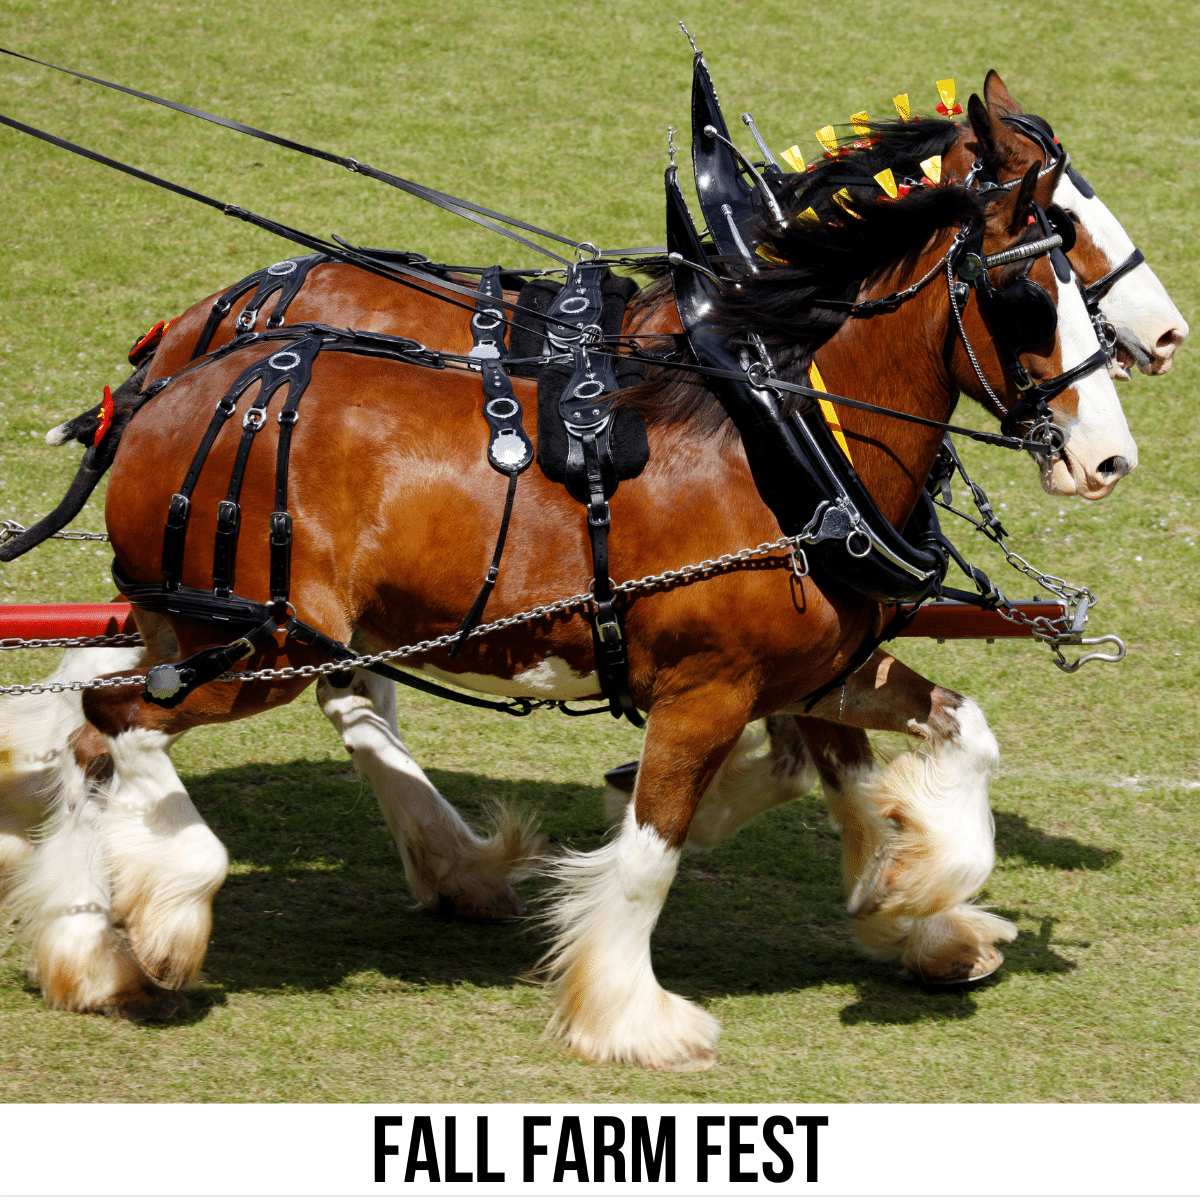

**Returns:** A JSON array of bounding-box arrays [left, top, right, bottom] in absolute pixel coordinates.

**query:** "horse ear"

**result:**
[[967, 93, 1004, 171], [983, 70, 1024, 117], [1007, 163, 1041, 233]]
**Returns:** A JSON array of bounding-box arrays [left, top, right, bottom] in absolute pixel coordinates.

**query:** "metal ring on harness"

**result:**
[[267, 259, 298, 276], [268, 350, 301, 371], [846, 530, 872, 559], [573, 379, 607, 401], [576, 241, 601, 263], [471, 307, 504, 332], [745, 361, 768, 388], [560, 295, 591, 316], [485, 397, 520, 420]]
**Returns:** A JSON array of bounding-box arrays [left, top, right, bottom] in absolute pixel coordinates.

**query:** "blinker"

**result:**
[[988, 275, 1058, 353], [1045, 203, 1077, 253]]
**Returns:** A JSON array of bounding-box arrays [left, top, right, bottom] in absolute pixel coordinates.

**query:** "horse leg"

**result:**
[[315, 668, 542, 920], [602, 716, 818, 848], [796, 655, 1017, 982], [542, 685, 750, 1069], [22, 659, 308, 1015], [0, 647, 200, 1015], [0, 647, 143, 895]]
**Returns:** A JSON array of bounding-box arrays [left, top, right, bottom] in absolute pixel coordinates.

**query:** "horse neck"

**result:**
[[811, 236, 960, 529]]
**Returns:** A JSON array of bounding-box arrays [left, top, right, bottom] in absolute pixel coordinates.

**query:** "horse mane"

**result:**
[[619, 117, 990, 437]]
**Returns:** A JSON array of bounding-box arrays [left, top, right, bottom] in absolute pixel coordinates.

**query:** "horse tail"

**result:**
[[0, 359, 152, 563]]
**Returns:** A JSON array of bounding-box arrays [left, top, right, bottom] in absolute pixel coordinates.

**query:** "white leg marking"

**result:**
[[5, 796, 149, 1011], [542, 805, 719, 1068], [862, 697, 1000, 916], [101, 729, 228, 989], [0, 649, 142, 889], [317, 670, 541, 917]]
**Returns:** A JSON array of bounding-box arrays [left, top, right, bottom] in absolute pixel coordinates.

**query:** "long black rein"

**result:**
[[0, 110, 632, 351]]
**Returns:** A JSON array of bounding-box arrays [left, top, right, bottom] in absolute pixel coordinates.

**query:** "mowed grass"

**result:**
[[0, 0, 1197, 1103]]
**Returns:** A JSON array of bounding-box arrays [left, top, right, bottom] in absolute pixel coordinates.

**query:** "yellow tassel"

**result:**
[[850, 110, 870, 136], [815, 125, 839, 154], [935, 79, 962, 116], [755, 242, 786, 264], [780, 144, 807, 173], [874, 168, 899, 199], [797, 206, 820, 227], [832, 188, 861, 218], [809, 361, 853, 463], [920, 155, 942, 184], [893, 93, 911, 120]]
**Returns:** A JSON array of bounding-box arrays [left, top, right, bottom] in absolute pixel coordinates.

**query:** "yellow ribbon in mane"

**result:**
[[809, 360, 853, 463]]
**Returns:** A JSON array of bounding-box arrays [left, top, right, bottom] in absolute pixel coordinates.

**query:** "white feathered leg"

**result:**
[[100, 728, 228, 991], [0, 648, 141, 891], [316, 669, 541, 919], [7, 793, 152, 1013], [798, 686, 1016, 983], [542, 804, 719, 1069]]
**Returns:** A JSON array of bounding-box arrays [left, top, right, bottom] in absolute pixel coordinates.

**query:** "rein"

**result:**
[[0, 45, 663, 267]]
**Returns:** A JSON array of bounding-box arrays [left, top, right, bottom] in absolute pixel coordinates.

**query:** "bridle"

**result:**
[[971, 111, 1148, 367], [820, 202, 1106, 460]]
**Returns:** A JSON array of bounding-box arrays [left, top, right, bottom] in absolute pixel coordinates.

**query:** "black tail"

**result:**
[[0, 360, 152, 562]]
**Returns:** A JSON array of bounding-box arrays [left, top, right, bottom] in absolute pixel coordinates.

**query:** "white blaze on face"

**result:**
[[1054, 172, 1189, 376], [1043, 273, 1138, 500]]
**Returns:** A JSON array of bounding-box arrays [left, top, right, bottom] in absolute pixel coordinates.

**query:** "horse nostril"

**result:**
[[1157, 327, 1185, 351], [1096, 455, 1129, 480]]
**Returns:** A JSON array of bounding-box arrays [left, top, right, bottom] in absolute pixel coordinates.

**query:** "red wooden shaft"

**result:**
[[0, 603, 137, 639], [896, 599, 1066, 639], [0, 599, 1063, 643]]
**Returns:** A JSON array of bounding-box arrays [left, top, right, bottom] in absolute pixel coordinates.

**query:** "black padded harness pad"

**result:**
[[536, 355, 648, 494]]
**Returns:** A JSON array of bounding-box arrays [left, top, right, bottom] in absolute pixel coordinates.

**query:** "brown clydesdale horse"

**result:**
[[0, 80, 1155, 1068]]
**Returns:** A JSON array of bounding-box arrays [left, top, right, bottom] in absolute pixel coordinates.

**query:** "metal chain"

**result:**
[[0, 534, 807, 696], [932, 495, 1095, 640], [0, 634, 142, 651], [946, 258, 1009, 415], [0, 518, 110, 543]]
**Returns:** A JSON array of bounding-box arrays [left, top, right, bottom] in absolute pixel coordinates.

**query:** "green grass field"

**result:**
[[0, 0, 1196, 1103]]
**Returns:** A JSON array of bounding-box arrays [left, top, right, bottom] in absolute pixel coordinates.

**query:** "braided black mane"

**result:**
[[622, 116, 989, 434]]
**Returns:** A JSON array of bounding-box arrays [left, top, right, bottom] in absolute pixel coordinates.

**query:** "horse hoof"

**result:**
[[846, 844, 900, 917], [105, 984, 191, 1022], [441, 887, 526, 923], [904, 947, 1005, 986]]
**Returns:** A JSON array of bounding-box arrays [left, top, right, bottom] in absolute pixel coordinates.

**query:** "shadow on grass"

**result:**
[[993, 810, 1121, 871], [173, 759, 1102, 1029]]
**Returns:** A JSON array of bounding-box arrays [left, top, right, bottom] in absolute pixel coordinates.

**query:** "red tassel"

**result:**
[[95, 385, 114, 447], [935, 102, 963, 116]]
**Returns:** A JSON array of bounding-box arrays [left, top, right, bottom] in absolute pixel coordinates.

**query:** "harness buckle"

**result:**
[[595, 616, 622, 644], [587, 500, 611, 527]]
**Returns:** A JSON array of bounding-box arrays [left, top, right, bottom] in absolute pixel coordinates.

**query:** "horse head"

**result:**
[[960, 71, 1188, 378], [733, 121, 1136, 506], [942, 160, 1137, 498]]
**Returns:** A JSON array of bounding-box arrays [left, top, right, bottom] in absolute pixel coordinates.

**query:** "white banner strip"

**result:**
[[4, 1103, 1196, 1198]]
